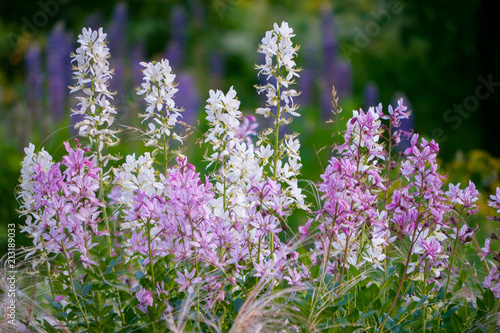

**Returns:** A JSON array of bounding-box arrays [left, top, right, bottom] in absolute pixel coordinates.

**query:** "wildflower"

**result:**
[[70, 27, 119, 166], [480, 238, 491, 260], [174, 268, 203, 294]]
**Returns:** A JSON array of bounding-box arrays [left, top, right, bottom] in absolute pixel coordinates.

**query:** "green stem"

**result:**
[[45, 256, 56, 301], [423, 259, 429, 333], [162, 112, 169, 175], [338, 234, 350, 290], [379, 177, 426, 332], [62, 242, 91, 332], [146, 218, 158, 333], [445, 229, 460, 295], [97, 150, 113, 257], [382, 123, 393, 302], [379, 221, 419, 332]]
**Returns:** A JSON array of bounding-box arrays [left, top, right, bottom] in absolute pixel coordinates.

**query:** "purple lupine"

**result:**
[[47, 23, 71, 122], [175, 72, 200, 125], [320, 7, 339, 118], [25, 43, 43, 121], [363, 82, 379, 110], [392, 93, 414, 152], [296, 43, 316, 107], [164, 5, 187, 71], [334, 60, 352, 97], [84, 12, 104, 31], [108, 2, 128, 98], [131, 41, 146, 89], [210, 50, 225, 89]]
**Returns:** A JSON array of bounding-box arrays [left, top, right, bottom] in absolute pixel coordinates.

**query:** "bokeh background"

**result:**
[[1, 0, 499, 255]]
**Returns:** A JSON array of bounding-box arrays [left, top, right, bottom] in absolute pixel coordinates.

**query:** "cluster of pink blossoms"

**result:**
[[16, 24, 500, 333], [18, 140, 105, 269], [301, 98, 483, 286], [482, 188, 500, 297]]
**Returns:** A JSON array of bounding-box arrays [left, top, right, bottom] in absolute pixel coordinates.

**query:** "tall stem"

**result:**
[[146, 218, 158, 332], [445, 222, 461, 294], [423, 259, 429, 333], [162, 112, 169, 175], [338, 234, 350, 290], [62, 242, 91, 331]]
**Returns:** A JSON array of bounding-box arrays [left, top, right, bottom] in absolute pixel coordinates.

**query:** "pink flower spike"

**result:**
[[480, 238, 491, 260]]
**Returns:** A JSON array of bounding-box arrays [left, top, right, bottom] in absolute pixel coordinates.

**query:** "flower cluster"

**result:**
[[70, 28, 119, 166], [482, 188, 500, 298], [18, 141, 104, 269], [14, 22, 498, 333], [137, 59, 184, 154], [305, 105, 388, 273], [254, 22, 306, 212]]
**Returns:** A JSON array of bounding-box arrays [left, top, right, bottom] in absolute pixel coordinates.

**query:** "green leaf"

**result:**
[[347, 307, 360, 324], [380, 276, 394, 292], [234, 298, 244, 312], [458, 305, 469, 322], [73, 280, 83, 293], [310, 265, 320, 279], [82, 283, 92, 297], [436, 286, 446, 301], [451, 312, 464, 332], [453, 269, 468, 293], [483, 289, 495, 310]]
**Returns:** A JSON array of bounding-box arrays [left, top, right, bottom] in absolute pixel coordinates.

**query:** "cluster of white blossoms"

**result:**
[[137, 60, 184, 153], [255, 21, 300, 120], [254, 21, 307, 211], [204, 87, 263, 220], [17, 144, 54, 216], [111, 154, 163, 206], [16, 143, 55, 267], [70, 28, 119, 166]]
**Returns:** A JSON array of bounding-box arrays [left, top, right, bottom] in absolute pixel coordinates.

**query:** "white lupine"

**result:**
[[17, 144, 55, 265], [254, 22, 307, 212], [70, 28, 119, 166], [255, 21, 300, 120], [204, 87, 266, 225], [17, 143, 54, 216], [137, 59, 184, 153]]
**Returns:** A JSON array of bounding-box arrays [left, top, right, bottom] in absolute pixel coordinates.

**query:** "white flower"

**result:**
[[70, 27, 119, 165], [136, 59, 184, 152]]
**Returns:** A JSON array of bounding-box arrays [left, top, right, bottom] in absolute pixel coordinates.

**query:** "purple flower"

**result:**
[[25, 43, 43, 120], [108, 2, 128, 98], [136, 286, 153, 312], [174, 268, 203, 294], [47, 23, 71, 122]]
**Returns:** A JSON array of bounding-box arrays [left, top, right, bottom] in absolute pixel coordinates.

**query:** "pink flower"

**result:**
[[174, 268, 203, 294], [480, 238, 491, 260], [136, 286, 153, 312]]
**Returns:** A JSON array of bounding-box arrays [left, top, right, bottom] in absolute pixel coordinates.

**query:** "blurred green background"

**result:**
[[1, 0, 499, 255]]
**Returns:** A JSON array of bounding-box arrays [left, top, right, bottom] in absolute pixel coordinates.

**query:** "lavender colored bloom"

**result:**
[[392, 93, 414, 152], [363, 82, 379, 110], [131, 41, 146, 89], [47, 23, 71, 122], [84, 12, 104, 31], [334, 60, 352, 97], [25, 43, 43, 120], [321, 7, 338, 75], [296, 43, 316, 107], [210, 50, 225, 89], [175, 72, 200, 125], [108, 2, 128, 98], [320, 8, 352, 117], [164, 5, 187, 70]]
